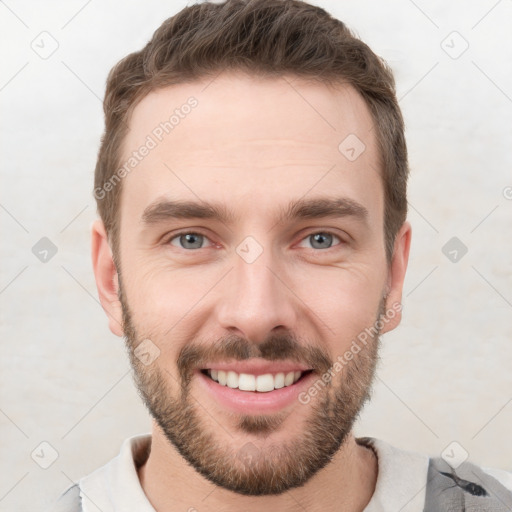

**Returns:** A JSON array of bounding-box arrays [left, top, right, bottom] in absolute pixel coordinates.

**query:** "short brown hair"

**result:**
[[94, 0, 408, 265]]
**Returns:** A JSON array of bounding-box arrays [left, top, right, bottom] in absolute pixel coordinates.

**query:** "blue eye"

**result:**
[[169, 232, 212, 250], [299, 232, 342, 250], [167, 231, 343, 251]]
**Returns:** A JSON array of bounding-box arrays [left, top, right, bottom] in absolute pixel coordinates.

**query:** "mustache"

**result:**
[[177, 332, 333, 379]]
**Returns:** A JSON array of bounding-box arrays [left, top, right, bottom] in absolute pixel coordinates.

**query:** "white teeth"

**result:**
[[284, 371, 295, 386], [217, 370, 227, 386], [274, 372, 285, 389], [206, 369, 305, 391], [226, 371, 239, 389], [238, 373, 256, 391], [256, 374, 274, 392]]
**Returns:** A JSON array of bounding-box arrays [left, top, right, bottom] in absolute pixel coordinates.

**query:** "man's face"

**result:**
[[99, 73, 408, 495]]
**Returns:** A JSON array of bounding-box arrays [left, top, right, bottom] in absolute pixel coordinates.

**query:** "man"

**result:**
[[50, 0, 512, 510]]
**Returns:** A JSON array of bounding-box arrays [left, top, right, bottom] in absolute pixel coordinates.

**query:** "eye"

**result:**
[[168, 232, 213, 250], [166, 230, 344, 251], [298, 231, 343, 250]]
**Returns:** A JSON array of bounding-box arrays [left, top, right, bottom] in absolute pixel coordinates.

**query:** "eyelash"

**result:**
[[165, 230, 346, 251]]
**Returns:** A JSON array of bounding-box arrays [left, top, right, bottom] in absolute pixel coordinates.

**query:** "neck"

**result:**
[[138, 425, 378, 512]]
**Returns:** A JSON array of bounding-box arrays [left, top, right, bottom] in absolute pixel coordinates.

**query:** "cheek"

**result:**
[[297, 265, 385, 344], [122, 262, 213, 340]]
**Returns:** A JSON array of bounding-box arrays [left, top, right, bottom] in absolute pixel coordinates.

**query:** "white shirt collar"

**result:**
[[80, 433, 155, 512], [358, 437, 428, 511], [78, 433, 429, 512]]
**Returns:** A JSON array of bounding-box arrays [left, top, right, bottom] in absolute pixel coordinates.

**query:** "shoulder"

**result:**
[[428, 455, 512, 491], [46, 433, 152, 512], [357, 436, 512, 512], [425, 456, 512, 511], [45, 483, 82, 512], [480, 466, 512, 491]]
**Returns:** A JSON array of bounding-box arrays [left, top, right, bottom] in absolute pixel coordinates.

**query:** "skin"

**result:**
[[92, 72, 411, 511]]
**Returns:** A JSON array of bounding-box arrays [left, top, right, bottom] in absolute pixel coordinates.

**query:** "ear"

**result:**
[[91, 219, 124, 337], [380, 221, 412, 334]]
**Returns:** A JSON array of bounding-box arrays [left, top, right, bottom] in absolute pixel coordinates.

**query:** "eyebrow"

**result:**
[[141, 196, 369, 227]]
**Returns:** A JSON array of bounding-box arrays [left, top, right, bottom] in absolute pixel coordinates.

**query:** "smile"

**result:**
[[196, 365, 316, 414], [201, 368, 314, 392]]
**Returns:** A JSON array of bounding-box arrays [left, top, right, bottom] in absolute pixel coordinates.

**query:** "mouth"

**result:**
[[200, 368, 314, 392], [196, 363, 317, 414]]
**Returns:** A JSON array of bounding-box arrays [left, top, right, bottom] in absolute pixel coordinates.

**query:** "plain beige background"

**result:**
[[1, 1, 511, 510]]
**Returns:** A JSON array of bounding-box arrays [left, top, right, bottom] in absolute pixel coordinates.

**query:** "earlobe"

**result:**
[[91, 219, 124, 337], [380, 221, 412, 334]]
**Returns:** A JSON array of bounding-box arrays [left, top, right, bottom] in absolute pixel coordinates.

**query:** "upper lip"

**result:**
[[199, 359, 313, 376]]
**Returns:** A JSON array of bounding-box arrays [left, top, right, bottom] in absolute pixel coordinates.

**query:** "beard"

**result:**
[[119, 278, 384, 496]]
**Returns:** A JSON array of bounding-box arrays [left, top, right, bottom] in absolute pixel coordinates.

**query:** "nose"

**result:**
[[216, 243, 298, 344]]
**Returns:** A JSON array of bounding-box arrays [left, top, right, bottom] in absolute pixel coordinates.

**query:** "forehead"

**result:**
[[119, 72, 382, 227]]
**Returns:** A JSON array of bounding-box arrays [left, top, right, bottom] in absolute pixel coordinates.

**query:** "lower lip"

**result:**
[[196, 370, 316, 414]]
